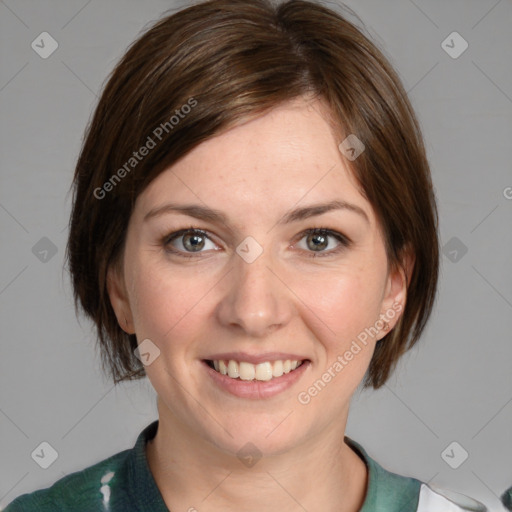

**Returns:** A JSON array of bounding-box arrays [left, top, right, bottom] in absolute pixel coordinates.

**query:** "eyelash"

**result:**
[[162, 226, 351, 259]]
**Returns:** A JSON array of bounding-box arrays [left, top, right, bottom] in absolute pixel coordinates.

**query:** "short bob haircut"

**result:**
[[66, 0, 439, 390]]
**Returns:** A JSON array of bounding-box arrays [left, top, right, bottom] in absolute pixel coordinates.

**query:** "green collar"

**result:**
[[344, 436, 421, 511], [127, 421, 421, 512]]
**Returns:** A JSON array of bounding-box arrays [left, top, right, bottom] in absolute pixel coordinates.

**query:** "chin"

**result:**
[[201, 415, 309, 460]]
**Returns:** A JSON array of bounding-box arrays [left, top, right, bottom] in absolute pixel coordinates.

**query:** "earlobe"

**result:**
[[106, 265, 135, 334]]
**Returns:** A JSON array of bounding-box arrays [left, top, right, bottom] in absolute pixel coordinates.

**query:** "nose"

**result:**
[[215, 244, 294, 338]]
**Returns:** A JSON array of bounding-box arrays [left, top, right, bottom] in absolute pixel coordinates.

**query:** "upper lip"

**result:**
[[203, 352, 309, 365]]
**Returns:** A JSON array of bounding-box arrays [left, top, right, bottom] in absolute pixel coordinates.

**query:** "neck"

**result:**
[[145, 405, 368, 512]]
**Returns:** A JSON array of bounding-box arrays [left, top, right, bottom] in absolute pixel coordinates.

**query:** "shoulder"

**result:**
[[3, 448, 132, 512], [345, 436, 486, 512]]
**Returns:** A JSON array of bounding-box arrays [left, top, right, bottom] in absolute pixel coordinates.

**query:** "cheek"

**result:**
[[290, 259, 387, 394], [297, 264, 385, 341], [127, 255, 208, 345], [293, 271, 383, 401]]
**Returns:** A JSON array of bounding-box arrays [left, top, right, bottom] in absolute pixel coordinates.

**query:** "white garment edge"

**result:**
[[417, 483, 487, 511]]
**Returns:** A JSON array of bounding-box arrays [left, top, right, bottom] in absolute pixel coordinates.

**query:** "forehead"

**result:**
[[137, 97, 372, 226]]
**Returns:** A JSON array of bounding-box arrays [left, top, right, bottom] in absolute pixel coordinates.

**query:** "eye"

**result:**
[[294, 228, 351, 257], [163, 228, 218, 258]]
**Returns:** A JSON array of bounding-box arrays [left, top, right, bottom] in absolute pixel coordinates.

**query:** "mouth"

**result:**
[[203, 358, 308, 382]]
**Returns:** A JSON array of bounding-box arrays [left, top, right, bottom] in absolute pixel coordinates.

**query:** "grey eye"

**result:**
[[305, 231, 329, 251]]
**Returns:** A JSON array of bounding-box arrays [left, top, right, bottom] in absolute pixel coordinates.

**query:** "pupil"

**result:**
[[309, 233, 327, 251], [184, 233, 204, 251]]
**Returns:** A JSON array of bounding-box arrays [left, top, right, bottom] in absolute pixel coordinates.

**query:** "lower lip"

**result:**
[[203, 360, 310, 399]]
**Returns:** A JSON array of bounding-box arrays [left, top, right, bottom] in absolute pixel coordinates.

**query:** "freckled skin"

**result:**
[[107, 96, 411, 512]]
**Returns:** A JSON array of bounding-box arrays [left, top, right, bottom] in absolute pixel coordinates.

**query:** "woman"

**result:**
[[4, 0, 487, 510]]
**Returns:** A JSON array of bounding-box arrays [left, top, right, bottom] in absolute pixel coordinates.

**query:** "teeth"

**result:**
[[210, 359, 303, 381], [255, 362, 273, 381], [227, 360, 239, 378], [239, 361, 255, 380], [272, 360, 283, 377]]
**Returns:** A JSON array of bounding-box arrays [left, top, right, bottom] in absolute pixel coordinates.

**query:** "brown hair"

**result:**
[[66, 0, 439, 389]]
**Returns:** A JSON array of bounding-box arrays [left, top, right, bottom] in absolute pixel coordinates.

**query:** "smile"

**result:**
[[206, 359, 304, 381]]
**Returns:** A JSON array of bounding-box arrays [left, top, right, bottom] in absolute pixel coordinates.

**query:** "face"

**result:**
[[108, 96, 408, 457]]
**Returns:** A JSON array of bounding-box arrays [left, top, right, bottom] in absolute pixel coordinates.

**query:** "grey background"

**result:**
[[0, 0, 511, 510]]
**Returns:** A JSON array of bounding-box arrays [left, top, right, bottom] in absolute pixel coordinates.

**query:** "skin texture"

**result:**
[[107, 96, 413, 512]]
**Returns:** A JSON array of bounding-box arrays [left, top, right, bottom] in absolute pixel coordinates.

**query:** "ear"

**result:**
[[106, 263, 135, 335], [378, 245, 415, 338]]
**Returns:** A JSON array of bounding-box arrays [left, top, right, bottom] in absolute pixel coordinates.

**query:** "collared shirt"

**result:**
[[3, 420, 485, 511]]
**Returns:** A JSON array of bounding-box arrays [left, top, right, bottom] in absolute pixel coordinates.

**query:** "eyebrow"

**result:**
[[144, 199, 370, 226]]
